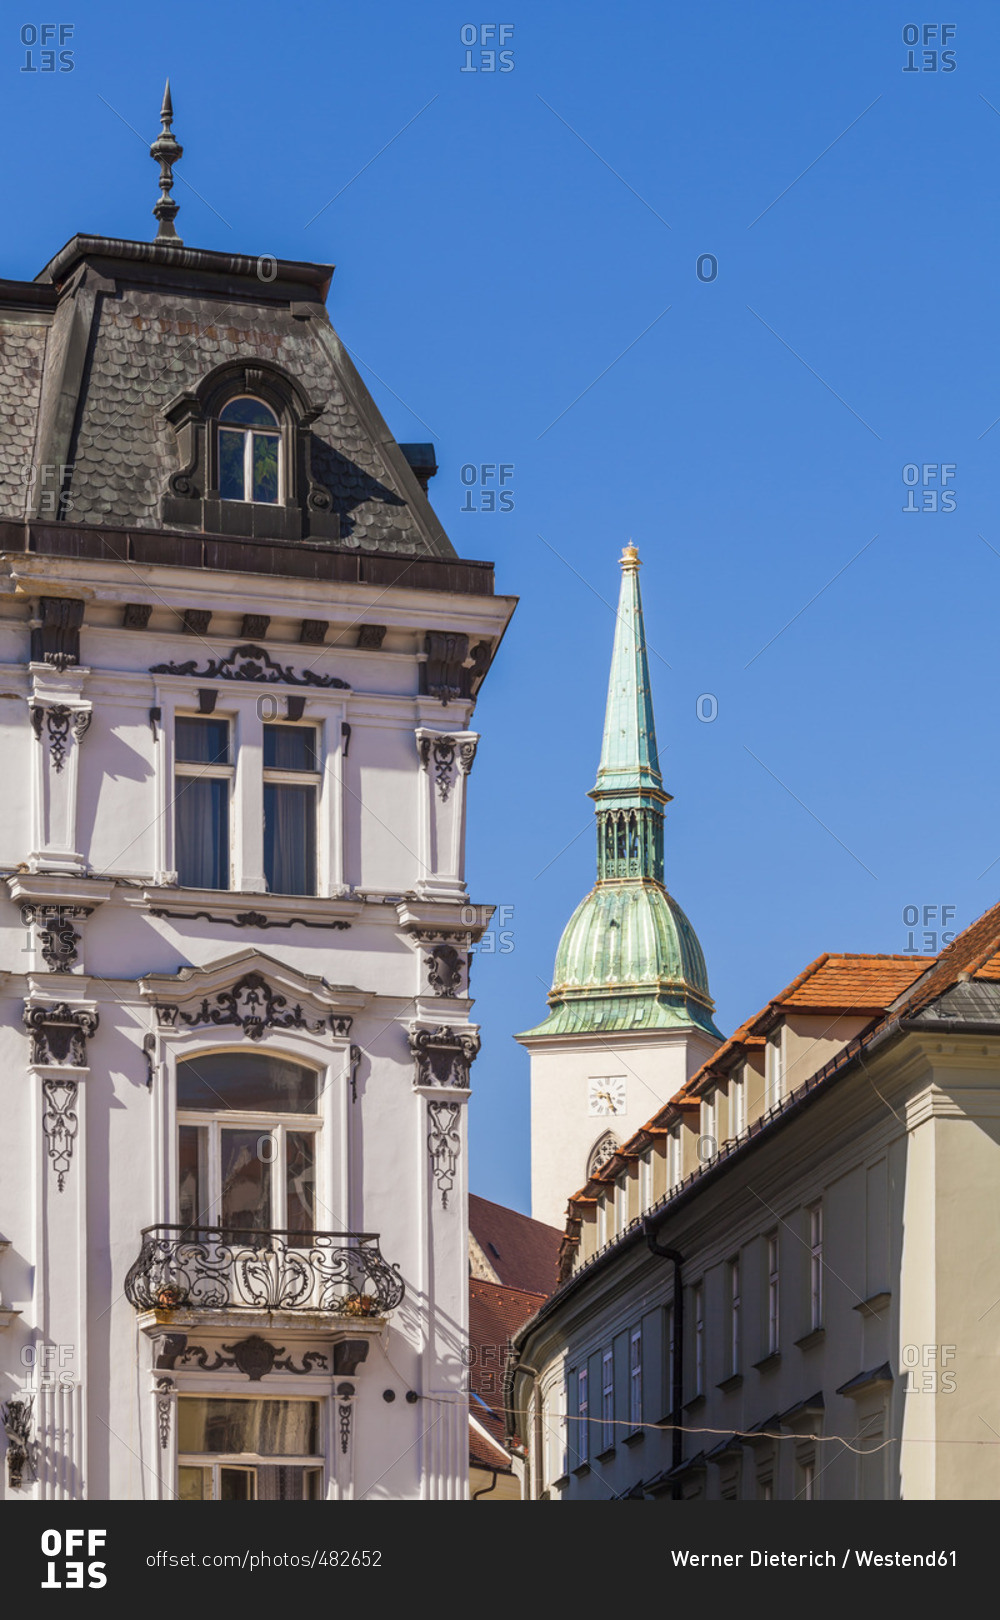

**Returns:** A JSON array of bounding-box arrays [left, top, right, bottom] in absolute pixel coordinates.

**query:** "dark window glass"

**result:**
[[253, 434, 279, 502], [175, 777, 229, 888], [177, 1054, 318, 1113], [178, 1399, 319, 1457], [264, 783, 317, 895], [218, 429, 245, 500], [220, 398, 279, 428], [220, 1129, 270, 1230], [263, 725, 317, 771], [176, 717, 229, 765], [286, 1131, 316, 1234], [178, 1124, 205, 1229]]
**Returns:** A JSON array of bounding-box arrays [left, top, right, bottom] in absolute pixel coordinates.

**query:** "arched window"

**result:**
[[218, 397, 281, 504], [177, 1051, 320, 1235], [587, 1130, 620, 1181]]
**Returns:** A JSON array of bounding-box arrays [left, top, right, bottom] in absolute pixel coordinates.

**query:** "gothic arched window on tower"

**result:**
[[218, 397, 282, 504], [587, 1130, 620, 1181]]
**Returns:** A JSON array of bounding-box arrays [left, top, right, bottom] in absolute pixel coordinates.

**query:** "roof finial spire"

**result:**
[[150, 79, 183, 245]]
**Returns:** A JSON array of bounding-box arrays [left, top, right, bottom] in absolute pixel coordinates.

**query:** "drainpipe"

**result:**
[[644, 1220, 683, 1499], [472, 1467, 499, 1500]]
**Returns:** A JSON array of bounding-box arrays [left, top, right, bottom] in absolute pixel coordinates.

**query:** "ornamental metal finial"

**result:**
[[621, 541, 640, 569], [150, 79, 183, 244]]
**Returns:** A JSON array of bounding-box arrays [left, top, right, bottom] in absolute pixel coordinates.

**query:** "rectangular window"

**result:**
[[629, 1328, 642, 1430], [767, 1233, 780, 1355], [730, 1069, 746, 1137], [577, 1367, 589, 1465], [809, 1204, 823, 1330], [597, 1195, 608, 1249], [639, 1151, 652, 1212], [799, 1459, 815, 1500], [178, 1397, 322, 1501], [765, 1033, 784, 1111], [729, 1257, 741, 1376], [668, 1128, 681, 1191], [693, 1284, 705, 1397], [615, 1174, 628, 1236], [175, 716, 232, 890], [701, 1092, 717, 1160], [601, 1350, 614, 1451], [263, 724, 320, 896]]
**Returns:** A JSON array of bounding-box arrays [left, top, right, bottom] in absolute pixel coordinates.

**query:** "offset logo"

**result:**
[[41, 1530, 107, 1590]]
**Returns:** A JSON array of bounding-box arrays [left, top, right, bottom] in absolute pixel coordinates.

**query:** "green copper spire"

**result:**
[[589, 545, 671, 887], [517, 544, 721, 1043], [594, 543, 663, 795]]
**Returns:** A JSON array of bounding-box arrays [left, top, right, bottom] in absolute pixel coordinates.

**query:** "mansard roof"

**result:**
[[0, 234, 455, 560]]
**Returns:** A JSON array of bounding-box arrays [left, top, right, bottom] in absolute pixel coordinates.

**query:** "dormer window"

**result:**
[[219, 398, 281, 503]]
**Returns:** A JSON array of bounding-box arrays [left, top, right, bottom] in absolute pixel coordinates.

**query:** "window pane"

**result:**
[[264, 725, 317, 771], [178, 1398, 319, 1456], [220, 397, 279, 428], [177, 1054, 318, 1113], [220, 1129, 271, 1230], [176, 776, 229, 889], [220, 1467, 256, 1500], [179, 1466, 209, 1500], [176, 717, 229, 765], [252, 433, 279, 503], [219, 428, 246, 500], [264, 782, 317, 895], [286, 1131, 315, 1234], [178, 1125, 206, 1229], [258, 1466, 321, 1501]]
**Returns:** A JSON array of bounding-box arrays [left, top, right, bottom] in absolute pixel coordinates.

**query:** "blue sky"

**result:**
[[6, 2, 1000, 1212]]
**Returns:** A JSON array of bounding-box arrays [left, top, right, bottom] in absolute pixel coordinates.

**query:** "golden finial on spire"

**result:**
[[620, 541, 640, 569]]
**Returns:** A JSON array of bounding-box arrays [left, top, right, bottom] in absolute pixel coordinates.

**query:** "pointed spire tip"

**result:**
[[621, 543, 640, 570]]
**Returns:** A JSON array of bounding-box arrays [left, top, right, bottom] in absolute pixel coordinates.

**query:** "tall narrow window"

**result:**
[[729, 1257, 741, 1376], [577, 1367, 589, 1465], [730, 1068, 746, 1138], [668, 1128, 681, 1191], [601, 1350, 614, 1451], [629, 1328, 642, 1429], [615, 1173, 628, 1236], [767, 1233, 780, 1355], [765, 1033, 784, 1111], [799, 1459, 815, 1500], [809, 1204, 823, 1330], [693, 1284, 705, 1397], [174, 716, 232, 890], [701, 1091, 717, 1160], [597, 1195, 608, 1249], [639, 1150, 652, 1212], [219, 397, 281, 504], [263, 724, 320, 896]]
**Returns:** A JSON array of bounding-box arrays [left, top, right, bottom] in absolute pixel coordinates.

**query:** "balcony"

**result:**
[[124, 1225, 405, 1318]]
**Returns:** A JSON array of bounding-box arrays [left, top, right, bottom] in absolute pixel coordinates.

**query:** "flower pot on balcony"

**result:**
[[343, 1292, 377, 1317], [156, 1285, 186, 1309]]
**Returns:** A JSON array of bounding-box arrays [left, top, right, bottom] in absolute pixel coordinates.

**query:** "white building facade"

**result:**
[[0, 159, 514, 1501]]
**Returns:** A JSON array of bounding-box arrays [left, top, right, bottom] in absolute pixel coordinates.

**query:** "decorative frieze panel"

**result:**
[[409, 1024, 480, 1089], [30, 703, 92, 775], [413, 727, 480, 902], [41, 1078, 79, 1192], [154, 972, 333, 1043], [24, 1002, 99, 1066], [149, 642, 350, 689], [417, 734, 477, 803], [424, 945, 465, 997], [337, 1382, 355, 1454], [175, 1335, 329, 1381], [422, 631, 469, 704], [155, 1377, 174, 1450], [427, 1100, 462, 1208]]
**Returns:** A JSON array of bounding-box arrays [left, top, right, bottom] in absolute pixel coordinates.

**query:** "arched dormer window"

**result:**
[[587, 1130, 620, 1181], [162, 362, 336, 542], [218, 397, 281, 504]]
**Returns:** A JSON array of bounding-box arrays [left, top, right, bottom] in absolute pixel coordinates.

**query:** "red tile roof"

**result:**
[[892, 899, 1000, 1014], [761, 952, 934, 1016], [469, 1194, 562, 1296]]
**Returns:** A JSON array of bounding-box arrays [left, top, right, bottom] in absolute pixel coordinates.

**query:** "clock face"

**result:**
[[588, 1077, 626, 1116]]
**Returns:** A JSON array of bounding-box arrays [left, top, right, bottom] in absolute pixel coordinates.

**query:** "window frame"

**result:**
[[809, 1203, 823, 1331], [262, 720, 323, 897], [176, 1049, 324, 1235], [576, 1366, 589, 1466], [629, 1327, 642, 1431], [174, 713, 234, 891], [766, 1232, 780, 1356], [730, 1067, 746, 1137], [601, 1349, 614, 1451], [177, 1393, 325, 1502], [765, 1032, 784, 1111], [218, 395, 283, 506], [693, 1283, 705, 1397], [728, 1256, 741, 1376]]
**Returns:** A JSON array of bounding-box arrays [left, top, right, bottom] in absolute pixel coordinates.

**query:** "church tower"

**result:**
[[517, 546, 721, 1228]]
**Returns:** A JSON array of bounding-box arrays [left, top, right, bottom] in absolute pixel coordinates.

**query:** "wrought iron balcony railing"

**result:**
[[124, 1225, 406, 1316]]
